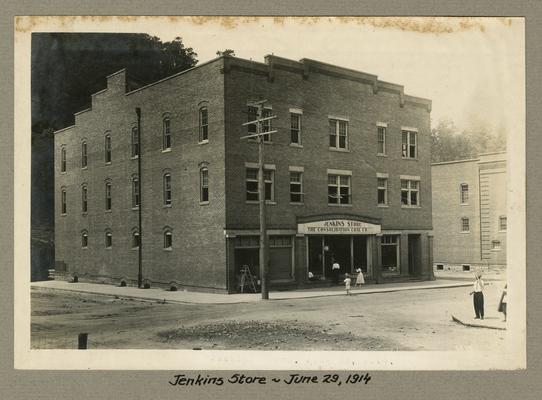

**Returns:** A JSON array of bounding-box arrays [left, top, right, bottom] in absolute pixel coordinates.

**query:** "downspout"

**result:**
[[136, 107, 143, 288]]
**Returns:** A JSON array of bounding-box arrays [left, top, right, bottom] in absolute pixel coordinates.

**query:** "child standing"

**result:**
[[355, 268, 365, 287], [344, 273, 352, 296]]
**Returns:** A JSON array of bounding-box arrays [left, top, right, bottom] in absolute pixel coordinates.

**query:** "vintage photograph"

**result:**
[[16, 16, 525, 369]]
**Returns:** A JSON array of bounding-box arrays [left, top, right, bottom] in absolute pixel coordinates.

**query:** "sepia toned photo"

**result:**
[[14, 16, 525, 370]]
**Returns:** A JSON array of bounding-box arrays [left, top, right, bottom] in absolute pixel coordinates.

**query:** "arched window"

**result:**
[[163, 173, 172, 205], [200, 167, 209, 203], [61, 188, 67, 214], [163, 117, 171, 150], [163, 229, 173, 249], [81, 230, 88, 248], [131, 126, 139, 158], [105, 229, 112, 248], [81, 184, 88, 213], [105, 180, 112, 211], [104, 133, 112, 163], [60, 146, 67, 172], [81, 141, 88, 168], [199, 107, 208, 142], [132, 229, 140, 248], [132, 176, 139, 208]]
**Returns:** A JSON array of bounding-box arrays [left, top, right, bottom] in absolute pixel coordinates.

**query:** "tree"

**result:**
[[431, 118, 507, 163], [216, 49, 235, 57]]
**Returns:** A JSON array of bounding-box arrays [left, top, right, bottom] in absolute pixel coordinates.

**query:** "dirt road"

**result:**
[[31, 283, 507, 351]]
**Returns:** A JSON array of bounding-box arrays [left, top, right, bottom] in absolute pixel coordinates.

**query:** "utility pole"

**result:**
[[136, 107, 143, 289], [240, 100, 277, 300]]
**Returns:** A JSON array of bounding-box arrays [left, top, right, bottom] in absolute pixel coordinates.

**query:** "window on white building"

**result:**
[[460, 183, 469, 204], [81, 141, 88, 168], [461, 217, 470, 232], [131, 127, 139, 158], [377, 178, 388, 205], [499, 216, 507, 231]]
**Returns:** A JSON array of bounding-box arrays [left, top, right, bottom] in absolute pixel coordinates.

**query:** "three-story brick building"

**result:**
[[54, 54, 434, 293]]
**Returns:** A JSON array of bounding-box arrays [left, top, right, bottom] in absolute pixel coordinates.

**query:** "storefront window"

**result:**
[[381, 235, 399, 273]]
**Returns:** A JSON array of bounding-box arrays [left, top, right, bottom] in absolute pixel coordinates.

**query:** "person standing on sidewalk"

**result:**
[[344, 273, 352, 296], [498, 284, 507, 322], [355, 268, 365, 287], [470, 272, 485, 320], [331, 260, 341, 285]]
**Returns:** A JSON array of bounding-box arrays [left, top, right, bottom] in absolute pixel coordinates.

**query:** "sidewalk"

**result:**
[[32, 279, 473, 305]]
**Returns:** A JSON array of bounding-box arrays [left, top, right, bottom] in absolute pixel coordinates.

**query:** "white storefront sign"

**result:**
[[297, 219, 381, 235]]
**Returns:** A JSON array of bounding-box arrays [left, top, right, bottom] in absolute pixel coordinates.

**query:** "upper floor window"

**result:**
[[81, 185, 88, 213], [290, 171, 304, 203], [163, 117, 171, 150], [290, 113, 302, 145], [245, 168, 274, 202], [131, 127, 139, 158], [401, 179, 420, 206], [132, 229, 140, 249], [377, 177, 388, 205], [377, 125, 387, 155], [163, 229, 173, 250], [200, 167, 209, 203], [328, 174, 351, 205], [163, 173, 172, 206], [491, 240, 501, 250], [105, 134, 112, 163], [105, 181, 112, 211], [329, 119, 348, 150], [61, 188, 67, 214], [105, 230, 112, 248], [81, 141, 88, 168], [499, 216, 507, 231], [401, 130, 417, 159], [199, 107, 208, 142], [81, 230, 88, 248], [460, 183, 469, 204], [132, 176, 140, 208], [461, 217, 470, 232], [247, 106, 272, 142], [60, 146, 67, 172]]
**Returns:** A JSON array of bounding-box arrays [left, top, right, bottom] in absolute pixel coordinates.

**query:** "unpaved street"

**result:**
[[31, 283, 507, 351]]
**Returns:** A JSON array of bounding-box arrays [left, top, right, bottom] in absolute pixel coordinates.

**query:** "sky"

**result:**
[[20, 16, 524, 135], [143, 17, 524, 136]]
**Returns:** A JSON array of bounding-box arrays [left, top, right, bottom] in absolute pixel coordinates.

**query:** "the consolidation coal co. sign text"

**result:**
[[297, 219, 382, 235]]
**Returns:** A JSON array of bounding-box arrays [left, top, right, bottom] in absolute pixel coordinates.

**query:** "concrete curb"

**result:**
[[32, 281, 473, 305], [451, 315, 506, 330]]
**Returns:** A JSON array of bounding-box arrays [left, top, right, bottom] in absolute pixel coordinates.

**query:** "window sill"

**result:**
[[198, 140, 209, 145], [498, 230, 507, 233], [328, 203, 352, 207], [82, 212, 88, 216], [460, 203, 469, 206], [290, 143, 303, 148], [199, 201, 210, 206], [245, 200, 276, 205], [105, 210, 112, 213], [377, 204, 389, 208], [289, 202, 304, 206], [131, 156, 139, 160], [491, 248, 502, 252], [60, 171, 67, 175], [401, 205, 421, 209], [105, 162, 112, 166], [81, 166, 88, 170], [377, 153, 388, 157], [460, 231, 471, 234], [401, 157, 418, 161], [105, 247, 112, 250], [329, 147, 350, 153], [132, 207, 139, 211], [163, 204, 172, 208], [162, 148, 172, 153], [82, 247, 88, 250], [163, 248, 173, 252], [131, 247, 139, 251], [60, 213, 67, 216]]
